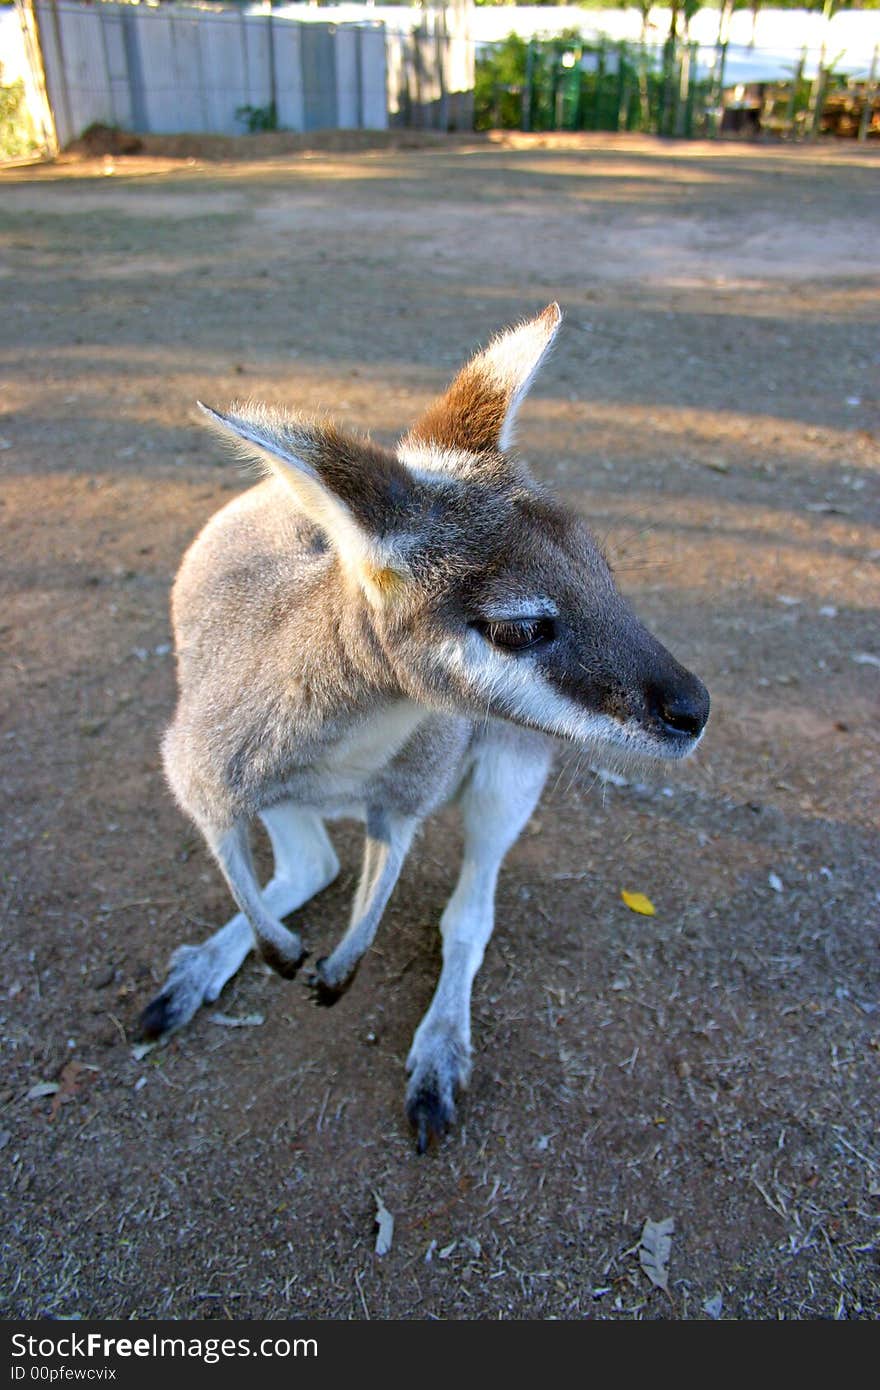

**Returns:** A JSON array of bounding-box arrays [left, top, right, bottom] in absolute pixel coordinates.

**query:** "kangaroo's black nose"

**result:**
[[648, 677, 710, 740], [660, 697, 704, 738]]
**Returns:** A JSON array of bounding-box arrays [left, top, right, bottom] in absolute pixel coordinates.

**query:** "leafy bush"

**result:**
[[235, 102, 278, 134], [475, 30, 714, 137], [474, 34, 529, 131], [0, 67, 35, 161]]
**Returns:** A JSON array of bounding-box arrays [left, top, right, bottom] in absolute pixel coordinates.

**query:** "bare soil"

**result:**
[[1, 133, 878, 1320]]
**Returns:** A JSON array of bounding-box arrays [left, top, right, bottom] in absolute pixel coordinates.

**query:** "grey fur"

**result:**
[[142, 304, 709, 1149]]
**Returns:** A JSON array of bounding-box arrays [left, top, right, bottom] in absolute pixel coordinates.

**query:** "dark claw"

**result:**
[[136, 991, 175, 1041], [259, 943, 309, 980], [416, 1112, 430, 1156], [406, 1086, 455, 1155], [304, 957, 357, 1008]]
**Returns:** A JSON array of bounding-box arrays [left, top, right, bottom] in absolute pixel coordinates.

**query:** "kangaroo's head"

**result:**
[[199, 304, 709, 760]]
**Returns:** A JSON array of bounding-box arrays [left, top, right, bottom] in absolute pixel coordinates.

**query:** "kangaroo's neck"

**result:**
[[267, 566, 421, 746]]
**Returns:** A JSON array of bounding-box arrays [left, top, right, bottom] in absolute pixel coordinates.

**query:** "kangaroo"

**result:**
[[139, 304, 709, 1151]]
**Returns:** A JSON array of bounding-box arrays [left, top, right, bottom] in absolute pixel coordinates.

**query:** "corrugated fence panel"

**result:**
[[335, 26, 360, 129], [360, 27, 388, 130], [240, 15, 273, 114], [57, 3, 114, 140], [135, 10, 178, 134], [300, 23, 337, 131], [200, 13, 248, 136], [167, 12, 207, 133], [272, 19, 304, 132], [101, 9, 134, 131]]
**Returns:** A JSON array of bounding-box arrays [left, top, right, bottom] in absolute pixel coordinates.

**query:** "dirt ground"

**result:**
[[1, 132, 878, 1320]]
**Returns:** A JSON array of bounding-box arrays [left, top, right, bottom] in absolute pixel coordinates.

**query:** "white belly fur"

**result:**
[[321, 700, 428, 781]]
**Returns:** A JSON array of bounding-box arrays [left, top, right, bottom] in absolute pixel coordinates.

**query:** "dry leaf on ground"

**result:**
[[26, 1082, 60, 1101], [49, 1061, 87, 1119], [621, 889, 656, 916], [639, 1216, 675, 1293]]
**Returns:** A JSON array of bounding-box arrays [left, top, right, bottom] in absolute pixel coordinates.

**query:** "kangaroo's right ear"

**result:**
[[197, 401, 416, 607], [405, 302, 562, 456]]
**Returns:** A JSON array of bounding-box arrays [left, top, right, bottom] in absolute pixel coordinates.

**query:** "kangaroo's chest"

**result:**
[[321, 701, 429, 781], [274, 701, 430, 816]]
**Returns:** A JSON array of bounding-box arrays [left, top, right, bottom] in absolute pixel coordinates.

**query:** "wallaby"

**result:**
[[139, 304, 709, 1151]]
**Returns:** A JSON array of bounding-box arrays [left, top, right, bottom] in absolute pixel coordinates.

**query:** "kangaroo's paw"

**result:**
[[304, 956, 359, 1008], [405, 1031, 471, 1154], [138, 943, 234, 1040], [258, 936, 308, 980]]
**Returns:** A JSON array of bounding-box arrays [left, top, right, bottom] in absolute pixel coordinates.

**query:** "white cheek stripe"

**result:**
[[437, 632, 701, 759]]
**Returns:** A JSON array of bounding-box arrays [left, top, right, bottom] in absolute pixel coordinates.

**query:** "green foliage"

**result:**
[[472, 0, 880, 7], [475, 0, 621, 6], [475, 29, 722, 138], [470, 1, 880, 7], [235, 101, 278, 134], [474, 33, 529, 130], [747, 1, 880, 8], [0, 68, 35, 161]]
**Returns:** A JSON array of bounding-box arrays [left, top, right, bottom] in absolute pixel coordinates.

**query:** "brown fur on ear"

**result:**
[[407, 368, 510, 455], [406, 303, 561, 455]]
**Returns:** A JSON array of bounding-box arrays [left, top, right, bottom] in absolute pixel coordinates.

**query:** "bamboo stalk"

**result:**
[[858, 43, 878, 142], [809, 38, 828, 139], [785, 46, 807, 133]]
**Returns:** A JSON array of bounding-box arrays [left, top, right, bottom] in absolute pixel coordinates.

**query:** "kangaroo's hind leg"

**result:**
[[306, 809, 417, 1006], [405, 726, 553, 1152], [139, 803, 339, 1038]]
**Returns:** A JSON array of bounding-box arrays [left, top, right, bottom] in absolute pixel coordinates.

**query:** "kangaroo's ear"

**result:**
[[405, 303, 562, 456], [197, 402, 415, 606]]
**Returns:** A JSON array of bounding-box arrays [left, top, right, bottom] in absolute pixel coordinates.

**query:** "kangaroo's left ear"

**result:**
[[405, 302, 562, 455], [197, 401, 416, 607]]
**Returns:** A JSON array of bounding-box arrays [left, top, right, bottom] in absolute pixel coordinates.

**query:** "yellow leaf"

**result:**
[[621, 889, 656, 916]]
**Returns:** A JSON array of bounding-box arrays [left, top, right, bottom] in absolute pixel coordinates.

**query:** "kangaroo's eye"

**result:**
[[473, 617, 556, 652]]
